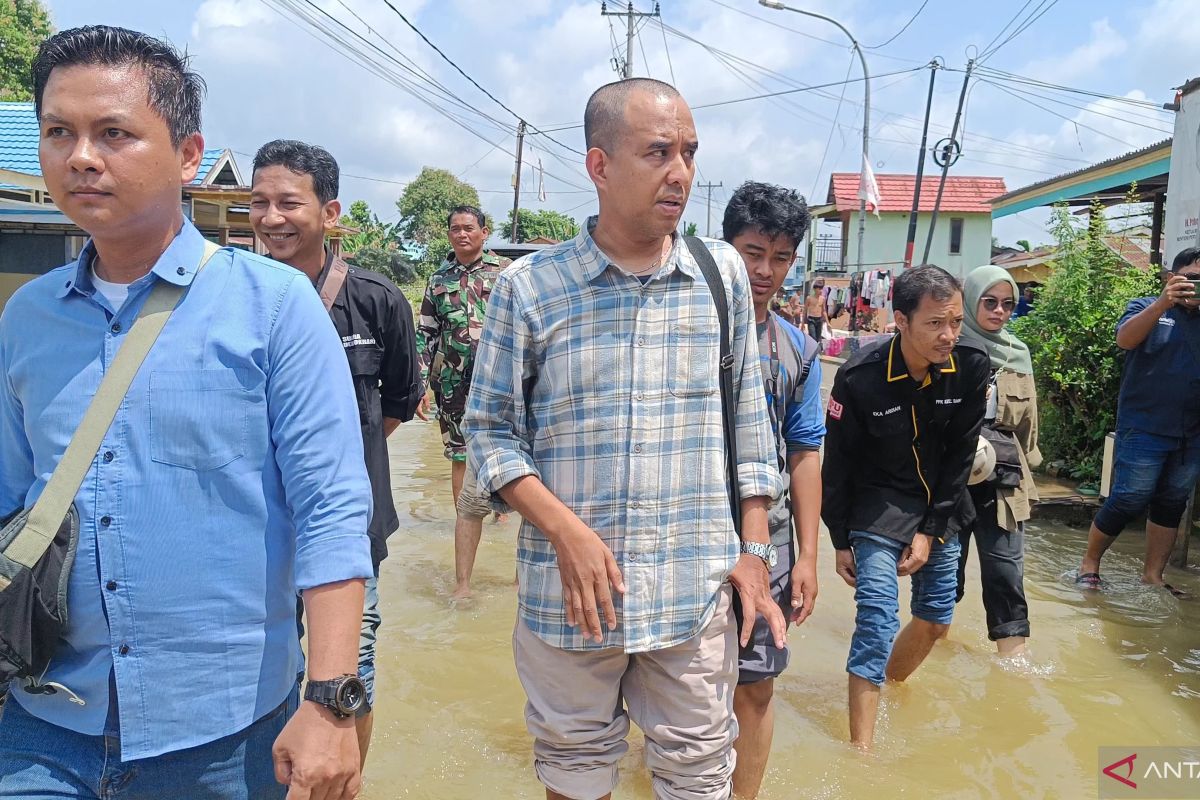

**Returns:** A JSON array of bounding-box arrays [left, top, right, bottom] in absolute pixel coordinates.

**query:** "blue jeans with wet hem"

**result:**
[[846, 530, 960, 686], [1094, 430, 1200, 537]]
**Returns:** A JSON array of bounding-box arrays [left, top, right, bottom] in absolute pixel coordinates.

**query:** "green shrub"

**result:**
[[1010, 199, 1159, 482]]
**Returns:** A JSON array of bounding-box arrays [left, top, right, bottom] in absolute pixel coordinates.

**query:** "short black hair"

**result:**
[[252, 140, 340, 205], [1171, 247, 1200, 272], [721, 181, 810, 252], [33, 26, 205, 148], [893, 264, 962, 318], [446, 205, 485, 229], [584, 78, 681, 152]]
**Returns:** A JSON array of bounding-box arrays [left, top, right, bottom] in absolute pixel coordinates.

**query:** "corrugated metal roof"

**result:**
[[0, 102, 41, 176], [0, 101, 226, 184], [988, 138, 1171, 207], [827, 172, 1008, 214]]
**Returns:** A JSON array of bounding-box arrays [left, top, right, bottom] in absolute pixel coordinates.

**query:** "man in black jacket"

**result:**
[[822, 265, 988, 749], [250, 140, 423, 767]]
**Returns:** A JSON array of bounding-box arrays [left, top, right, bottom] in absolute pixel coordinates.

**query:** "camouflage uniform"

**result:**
[[416, 250, 511, 461]]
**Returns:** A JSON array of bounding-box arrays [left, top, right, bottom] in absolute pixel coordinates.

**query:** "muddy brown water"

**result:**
[[363, 419, 1200, 799]]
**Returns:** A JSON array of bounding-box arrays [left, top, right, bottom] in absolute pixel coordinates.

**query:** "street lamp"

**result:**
[[758, 0, 871, 273]]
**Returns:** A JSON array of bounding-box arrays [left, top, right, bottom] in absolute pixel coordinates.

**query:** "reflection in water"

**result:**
[[364, 422, 1200, 799]]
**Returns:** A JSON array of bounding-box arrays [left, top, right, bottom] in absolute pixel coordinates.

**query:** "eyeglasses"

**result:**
[[980, 297, 1016, 311]]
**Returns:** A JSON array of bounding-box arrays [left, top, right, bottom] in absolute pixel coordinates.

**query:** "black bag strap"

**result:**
[[684, 235, 742, 535]]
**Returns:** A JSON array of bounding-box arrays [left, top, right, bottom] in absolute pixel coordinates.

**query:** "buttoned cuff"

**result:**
[[294, 533, 374, 592], [737, 462, 784, 503], [479, 448, 543, 515]]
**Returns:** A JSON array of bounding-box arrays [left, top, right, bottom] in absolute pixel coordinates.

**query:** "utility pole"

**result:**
[[601, 2, 661, 78], [922, 59, 974, 265], [510, 121, 526, 244], [903, 61, 939, 269], [697, 180, 722, 237]]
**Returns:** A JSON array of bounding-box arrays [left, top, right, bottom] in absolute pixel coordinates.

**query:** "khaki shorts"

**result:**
[[455, 455, 492, 520], [512, 586, 737, 800]]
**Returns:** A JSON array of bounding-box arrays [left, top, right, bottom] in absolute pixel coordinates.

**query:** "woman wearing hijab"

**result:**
[[956, 265, 1041, 658]]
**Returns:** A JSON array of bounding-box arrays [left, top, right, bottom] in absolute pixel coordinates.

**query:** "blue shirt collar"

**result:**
[[577, 215, 695, 284], [55, 220, 208, 300]]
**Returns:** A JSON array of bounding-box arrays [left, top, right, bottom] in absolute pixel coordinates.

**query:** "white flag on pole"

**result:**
[[860, 153, 882, 218], [538, 157, 547, 202]]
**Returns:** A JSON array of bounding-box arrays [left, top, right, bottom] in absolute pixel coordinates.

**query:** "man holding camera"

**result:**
[[1078, 247, 1200, 593]]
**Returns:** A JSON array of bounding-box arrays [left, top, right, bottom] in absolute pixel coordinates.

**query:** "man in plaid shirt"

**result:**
[[465, 78, 785, 800]]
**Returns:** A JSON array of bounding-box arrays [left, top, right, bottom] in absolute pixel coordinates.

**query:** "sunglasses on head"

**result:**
[[980, 297, 1015, 311]]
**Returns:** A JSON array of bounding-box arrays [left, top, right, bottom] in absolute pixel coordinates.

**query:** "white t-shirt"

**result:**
[[90, 261, 131, 311]]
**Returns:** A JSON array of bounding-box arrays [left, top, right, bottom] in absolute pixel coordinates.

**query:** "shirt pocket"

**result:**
[[149, 369, 251, 470], [346, 345, 383, 425], [668, 322, 719, 397]]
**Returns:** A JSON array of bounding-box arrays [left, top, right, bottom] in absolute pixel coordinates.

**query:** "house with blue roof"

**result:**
[[0, 101, 248, 309]]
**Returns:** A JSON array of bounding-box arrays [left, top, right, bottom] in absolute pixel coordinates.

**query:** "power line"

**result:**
[[984, 80, 1142, 148], [978, 0, 1036, 59], [695, 0, 926, 65], [690, 66, 926, 111], [980, 0, 1061, 64], [972, 66, 1173, 112], [809, 55, 857, 200], [257, 0, 593, 192], [376, 0, 587, 156], [659, 9, 677, 85], [977, 79, 1173, 134], [867, 0, 929, 49]]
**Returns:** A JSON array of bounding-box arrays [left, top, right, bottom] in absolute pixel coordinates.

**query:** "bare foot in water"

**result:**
[[451, 583, 473, 601]]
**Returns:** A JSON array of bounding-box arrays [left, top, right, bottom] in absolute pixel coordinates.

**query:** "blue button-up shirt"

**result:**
[[0, 221, 373, 759], [1116, 297, 1200, 437], [464, 225, 782, 653]]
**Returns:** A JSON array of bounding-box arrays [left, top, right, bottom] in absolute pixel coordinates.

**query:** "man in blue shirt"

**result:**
[[1078, 248, 1200, 593], [722, 182, 825, 799], [0, 27, 373, 800]]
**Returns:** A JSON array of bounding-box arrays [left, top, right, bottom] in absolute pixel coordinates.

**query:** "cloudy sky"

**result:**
[[42, 0, 1194, 247]]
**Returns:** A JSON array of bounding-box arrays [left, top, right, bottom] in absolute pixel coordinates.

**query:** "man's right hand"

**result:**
[[551, 524, 626, 643], [415, 394, 433, 422], [1157, 272, 1196, 310], [835, 548, 856, 587]]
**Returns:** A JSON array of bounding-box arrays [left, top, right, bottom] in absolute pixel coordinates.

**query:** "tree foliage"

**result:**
[[1010, 197, 1159, 482], [0, 0, 53, 102], [339, 200, 415, 284], [500, 208, 579, 242], [684, 222, 698, 237], [396, 167, 483, 277]]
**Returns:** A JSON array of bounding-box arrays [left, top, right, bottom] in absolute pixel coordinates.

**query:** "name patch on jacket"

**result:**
[[829, 398, 844, 420], [935, 397, 962, 405], [342, 333, 377, 349], [873, 405, 902, 417]]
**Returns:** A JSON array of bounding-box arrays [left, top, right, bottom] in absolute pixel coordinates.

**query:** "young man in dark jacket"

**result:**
[[822, 265, 988, 749]]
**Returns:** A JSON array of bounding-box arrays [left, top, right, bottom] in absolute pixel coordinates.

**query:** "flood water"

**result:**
[[363, 418, 1200, 799]]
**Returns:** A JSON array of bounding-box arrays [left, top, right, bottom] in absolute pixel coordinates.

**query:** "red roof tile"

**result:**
[[827, 173, 1008, 214]]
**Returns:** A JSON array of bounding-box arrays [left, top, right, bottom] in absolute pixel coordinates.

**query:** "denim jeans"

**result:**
[[846, 530, 960, 686], [1094, 430, 1200, 537], [956, 486, 1030, 641], [0, 686, 298, 799], [358, 574, 382, 714]]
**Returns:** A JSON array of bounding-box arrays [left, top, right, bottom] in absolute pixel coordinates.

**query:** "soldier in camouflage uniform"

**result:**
[[416, 205, 511, 599]]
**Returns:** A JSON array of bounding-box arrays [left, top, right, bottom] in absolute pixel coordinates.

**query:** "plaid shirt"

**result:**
[[464, 222, 782, 653]]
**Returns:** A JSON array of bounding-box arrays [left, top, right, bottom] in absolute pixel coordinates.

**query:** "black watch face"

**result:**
[[336, 677, 366, 714]]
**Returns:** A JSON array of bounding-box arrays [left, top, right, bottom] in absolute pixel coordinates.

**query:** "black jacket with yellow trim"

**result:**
[[822, 334, 989, 549]]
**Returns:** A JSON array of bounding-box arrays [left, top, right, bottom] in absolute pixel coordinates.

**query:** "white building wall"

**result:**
[[838, 211, 993, 280]]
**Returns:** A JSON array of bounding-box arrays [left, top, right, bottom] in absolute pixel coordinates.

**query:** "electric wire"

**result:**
[[375, 0, 587, 157], [866, 0, 929, 49]]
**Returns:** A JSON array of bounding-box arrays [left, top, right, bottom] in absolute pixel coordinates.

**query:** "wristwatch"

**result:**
[[740, 541, 778, 569], [303, 674, 366, 719]]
